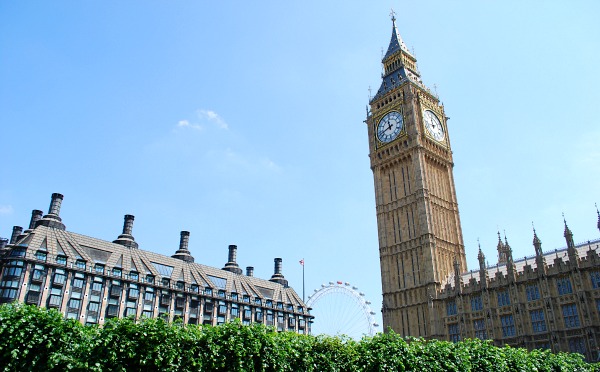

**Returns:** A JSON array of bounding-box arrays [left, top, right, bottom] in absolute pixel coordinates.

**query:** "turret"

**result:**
[[563, 215, 579, 268], [504, 234, 516, 280], [497, 231, 507, 264], [532, 224, 546, 275], [453, 258, 462, 292], [477, 243, 488, 289]]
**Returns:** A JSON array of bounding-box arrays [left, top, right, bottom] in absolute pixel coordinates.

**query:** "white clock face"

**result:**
[[423, 110, 445, 141], [377, 111, 403, 143]]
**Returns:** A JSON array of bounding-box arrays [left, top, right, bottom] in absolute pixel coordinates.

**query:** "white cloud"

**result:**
[[197, 109, 228, 130], [176, 119, 203, 131], [0, 205, 13, 216]]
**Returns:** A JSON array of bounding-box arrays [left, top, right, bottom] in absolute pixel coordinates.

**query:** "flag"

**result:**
[[299, 259, 304, 266]]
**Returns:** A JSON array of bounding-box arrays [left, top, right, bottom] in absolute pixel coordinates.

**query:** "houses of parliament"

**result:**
[[366, 14, 600, 360]]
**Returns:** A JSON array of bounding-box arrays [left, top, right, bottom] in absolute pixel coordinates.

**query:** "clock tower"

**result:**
[[366, 14, 466, 338]]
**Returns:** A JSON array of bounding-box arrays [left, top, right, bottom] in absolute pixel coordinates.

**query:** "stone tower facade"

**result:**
[[366, 15, 466, 338]]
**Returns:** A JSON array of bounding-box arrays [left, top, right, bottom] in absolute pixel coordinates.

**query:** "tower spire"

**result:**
[[596, 203, 600, 232]]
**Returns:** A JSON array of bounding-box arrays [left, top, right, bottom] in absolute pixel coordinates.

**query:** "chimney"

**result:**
[[113, 214, 139, 249], [246, 266, 254, 277], [172, 231, 195, 263], [36, 193, 66, 230], [222, 244, 242, 274], [25, 210, 44, 233], [10, 226, 23, 245], [269, 258, 288, 287], [0, 238, 8, 250]]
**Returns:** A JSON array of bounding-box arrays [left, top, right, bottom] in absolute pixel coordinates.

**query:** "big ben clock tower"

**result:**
[[367, 13, 466, 338]]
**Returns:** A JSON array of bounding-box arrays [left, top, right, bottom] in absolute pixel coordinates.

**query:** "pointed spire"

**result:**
[[596, 203, 600, 232], [383, 8, 410, 62], [563, 213, 574, 246], [532, 222, 543, 256], [497, 231, 507, 264], [563, 213, 579, 264]]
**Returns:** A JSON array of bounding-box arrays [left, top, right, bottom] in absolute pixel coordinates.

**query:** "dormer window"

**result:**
[[94, 264, 104, 274], [129, 271, 139, 281], [146, 275, 155, 284], [76, 260, 86, 270], [56, 255, 67, 265], [35, 251, 47, 261], [161, 278, 170, 287], [112, 267, 122, 277]]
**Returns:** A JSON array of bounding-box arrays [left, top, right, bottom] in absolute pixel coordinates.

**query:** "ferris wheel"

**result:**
[[306, 281, 379, 340]]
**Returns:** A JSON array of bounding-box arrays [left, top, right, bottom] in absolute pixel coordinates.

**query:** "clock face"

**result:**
[[423, 110, 445, 141], [377, 111, 403, 143]]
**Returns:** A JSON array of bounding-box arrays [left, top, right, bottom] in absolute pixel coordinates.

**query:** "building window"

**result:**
[[231, 305, 239, 318], [68, 298, 81, 309], [71, 277, 85, 289], [473, 319, 487, 340], [500, 315, 515, 337], [144, 291, 154, 302], [112, 268, 122, 277], [56, 255, 67, 265], [91, 280, 103, 292], [128, 284, 139, 299], [10, 248, 26, 257], [230, 292, 238, 301], [3, 264, 23, 278], [255, 310, 262, 322], [161, 278, 170, 287], [526, 285, 540, 301], [175, 297, 185, 309], [0, 279, 20, 301], [190, 284, 199, 293], [145, 275, 154, 284], [562, 304, 580, 328], [266, 300, 273, 307], [106, 303, 119, 318], [243, 295, 250, 303], [218, 290, 225, 298], [557, 278, 573, 295], [35, 251, 47, 261], [204, 288, 212, 296], [31, 265, 46, 282], [266, 310, 274, 325], [568, 337, 587, 356], [596, 299, 600, 314], [471, 296, 483, 311], [110, 284, 122, 298], [254, 297, 261, 305], [497, 291, 510, 307], [446, 301, 457, 316], [48, 292, 62, 308], [590, 271, 600, 289], [53, 269, 66, 286], [448, 323, 460, 342], [530, 309, 547, 333], [176, 281, 184, 290], [76, 260, 86, 270]]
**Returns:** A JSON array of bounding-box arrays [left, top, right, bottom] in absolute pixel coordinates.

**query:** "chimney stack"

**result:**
[[269, 258, 288, 287], [113, 214, 138, 249], [36, 193, 66, 230], [25, 210, 44, 233], [10, 226, 23, 245], [222, 244, 242, 274], [246, 266, 254, 277], [172, 231, 195, 263]]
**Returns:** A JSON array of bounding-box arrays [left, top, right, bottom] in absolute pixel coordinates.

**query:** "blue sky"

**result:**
[[1, 1, 599, 333]]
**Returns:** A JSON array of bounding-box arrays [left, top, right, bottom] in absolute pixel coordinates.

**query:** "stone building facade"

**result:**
[[367, 15, 600, 361], [0, 193, 312, 333]]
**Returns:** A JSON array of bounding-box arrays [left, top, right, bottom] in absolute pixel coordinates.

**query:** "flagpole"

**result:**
[[302, 258, 305, 303]]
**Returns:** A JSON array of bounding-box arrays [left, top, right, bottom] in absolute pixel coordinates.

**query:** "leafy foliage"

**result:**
[[0, 303, 597, 371]]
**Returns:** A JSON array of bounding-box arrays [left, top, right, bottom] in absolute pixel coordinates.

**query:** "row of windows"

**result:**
[[447, 304, 583, 342], [1, 262, 305, 314]]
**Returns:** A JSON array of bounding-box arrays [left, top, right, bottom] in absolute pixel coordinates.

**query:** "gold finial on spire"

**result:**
[[390, 8, 396, 23]]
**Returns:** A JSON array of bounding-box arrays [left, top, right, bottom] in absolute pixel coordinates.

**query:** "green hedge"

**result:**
[[0, 303, 597, 371]]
